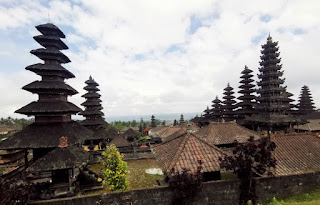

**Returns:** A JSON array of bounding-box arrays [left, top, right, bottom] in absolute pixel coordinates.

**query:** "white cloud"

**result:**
[[0, 0, 320, 119]]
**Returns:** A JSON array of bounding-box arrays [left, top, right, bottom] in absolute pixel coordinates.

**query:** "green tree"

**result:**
[[101, 145, 128, 191]]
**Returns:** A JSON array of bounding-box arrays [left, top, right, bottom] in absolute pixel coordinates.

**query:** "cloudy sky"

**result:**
[[0, 0, 319, 120]]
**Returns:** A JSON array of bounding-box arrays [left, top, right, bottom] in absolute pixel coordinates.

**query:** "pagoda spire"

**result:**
[[210, 96, 223, 122], [237, 65, 256, 119], [203, 106, 211, 120], [298, 85, 315, 115], [80, 76, 105, 130], [222, 83, 237, 122], [248, 36, 300, 131], [151, 115, 156, 127], [16, 23, 81, 123], [180, 114, 185, 125], [0, 23, 93, 159]]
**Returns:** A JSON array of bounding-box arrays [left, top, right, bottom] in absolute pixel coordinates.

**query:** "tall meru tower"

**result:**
[[248, 35, 300, 132]]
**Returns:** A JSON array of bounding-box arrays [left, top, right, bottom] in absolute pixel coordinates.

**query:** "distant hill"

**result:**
[[105, 113, 200, 122]]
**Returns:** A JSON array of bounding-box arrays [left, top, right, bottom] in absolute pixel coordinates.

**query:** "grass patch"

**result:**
[[87, 159, 164, 193], [127, 159, 164, 189], [263, 188, 320, 205]]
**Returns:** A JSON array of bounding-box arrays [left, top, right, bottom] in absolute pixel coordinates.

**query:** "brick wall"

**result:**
[[29, 172, 320, 205]]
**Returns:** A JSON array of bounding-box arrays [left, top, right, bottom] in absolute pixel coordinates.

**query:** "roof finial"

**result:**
[[227, 82, 230, 87], [267, 32, 272, 42], [244, 65, 248, 69], [89, 75, 93, 80]]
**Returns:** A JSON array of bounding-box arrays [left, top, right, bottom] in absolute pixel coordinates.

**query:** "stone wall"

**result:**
[[29, 172, 320, 205]]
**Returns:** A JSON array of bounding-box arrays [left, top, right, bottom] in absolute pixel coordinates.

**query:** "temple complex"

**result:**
[[0, 23, 95, 198], [247, 35, 300, 132]]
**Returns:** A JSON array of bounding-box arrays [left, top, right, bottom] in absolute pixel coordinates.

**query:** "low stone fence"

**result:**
[[29, 172, 320, 205]]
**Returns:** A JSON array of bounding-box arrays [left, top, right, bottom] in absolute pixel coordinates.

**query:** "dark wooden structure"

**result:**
[[123, 128, 139, 142], [80, 76, 114, 146], [221, 83, 237, 122], [179, 114, 185, 125], [210, 96, 223, 122], [298, 85, 315, 115], [0, 23, 95, 199], [151, 115, 156, 128], [247, 35, 301, 132], [237, 65, 256, 122]]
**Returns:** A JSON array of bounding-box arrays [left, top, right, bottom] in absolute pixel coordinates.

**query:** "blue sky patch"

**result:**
[[133, 54, 145, 61], [251, 32, 268, 44], [165, 44, 186, 54], [260, 14, 271, 23], [293, 28, 306, 35], [189, 15, 204, 34]]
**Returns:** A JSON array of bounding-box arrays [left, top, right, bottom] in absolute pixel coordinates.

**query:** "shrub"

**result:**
[[101, 144, 128, 191], [168, 161, 202, 205]]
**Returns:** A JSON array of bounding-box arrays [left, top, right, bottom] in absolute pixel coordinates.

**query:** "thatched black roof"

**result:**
[[33, 35, 68, 50], [81, 101, 101, 106], [110, 135, 130, 147], [123, 128, 139, 140], [31, 48, 71, 64], [27, 146, 88, 171], [79, 110, 104, 116], [36, 23, 65, 38], [26, 63, 75, 78], [81, 119, 106, 127], [89, 127, 117, 141], [23, 81, 78, 95], [15, 101, 81, 115], [85, 76, 99, 86], [84, 85, 100, 91], [0, 121, 93, 149], [82, 92, 101, 98]]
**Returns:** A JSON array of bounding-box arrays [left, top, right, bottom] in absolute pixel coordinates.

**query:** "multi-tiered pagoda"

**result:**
[[248, 35, 300, 132], [298, 85, 315, 115], [210, 96, 223, 122], [203, 106, 211, 120], [221, 83, 237, 122], [237, 66, 256, 121], [80, 76, 113, 146], [151, 115, 156, 127], [0, 23, 94, 198], [179, 114, 185, 125]]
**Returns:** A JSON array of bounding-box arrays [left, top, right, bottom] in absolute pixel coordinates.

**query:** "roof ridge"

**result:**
[[151, 132, 187, 149], [167, 133, 190, 171], [191, 133, 227, 156]]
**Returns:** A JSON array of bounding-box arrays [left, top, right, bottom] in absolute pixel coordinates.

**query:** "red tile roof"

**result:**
[[195, 122, 261, 145], [149, 126, 187, 142], [152, 132, 226, 175], [273, 134, 320, 176]]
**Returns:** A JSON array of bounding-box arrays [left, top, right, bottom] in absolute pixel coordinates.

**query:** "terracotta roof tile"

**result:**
[[150, 126, 187, 142], [152, 133, 226, 175], [273, 134, 320, 176], [195, 122, 261, 145]]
